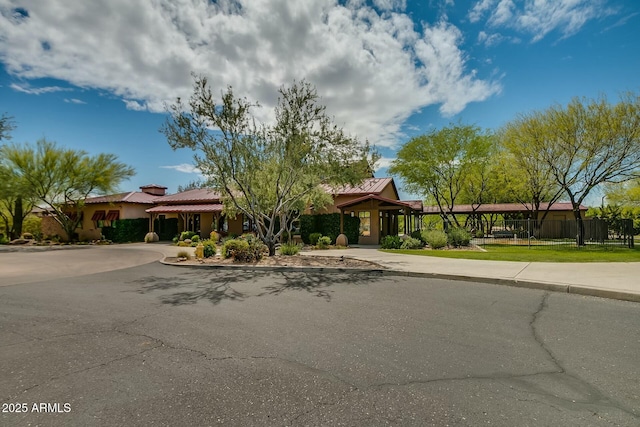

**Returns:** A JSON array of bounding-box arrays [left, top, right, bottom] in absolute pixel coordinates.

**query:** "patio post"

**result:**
[[404, 208, 409, 235]]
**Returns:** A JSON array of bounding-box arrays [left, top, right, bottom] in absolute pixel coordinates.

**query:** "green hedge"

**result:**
[[102, 218, 149, 243], [300, 213, 360, 245], [154, 217, 179, 241]]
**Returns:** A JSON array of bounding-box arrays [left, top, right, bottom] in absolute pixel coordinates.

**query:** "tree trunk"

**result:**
[[10, 197, 24, 240], [267, 240, 276, 256], [573, 208, 585, 246]]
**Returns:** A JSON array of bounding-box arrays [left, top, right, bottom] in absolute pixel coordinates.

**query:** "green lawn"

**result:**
[[381, 244, 640, 262]]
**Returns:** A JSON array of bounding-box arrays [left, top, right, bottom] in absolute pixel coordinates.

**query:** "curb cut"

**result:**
[[159, 259, 640, 304]]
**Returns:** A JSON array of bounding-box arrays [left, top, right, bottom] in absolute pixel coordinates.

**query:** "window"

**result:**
[[359, 211, 371, 236]]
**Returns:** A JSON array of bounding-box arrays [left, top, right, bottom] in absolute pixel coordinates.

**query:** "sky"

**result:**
[[0, 0, 639, 205]]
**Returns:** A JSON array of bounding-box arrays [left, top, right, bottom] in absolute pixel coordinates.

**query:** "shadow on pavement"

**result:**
[[130, 267, 385, 305]]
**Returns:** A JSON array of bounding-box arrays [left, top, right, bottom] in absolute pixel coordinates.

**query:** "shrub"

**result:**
[[410, 229, 426, 244], [316, 236, 331, 249], [172, 236, 179, 244], [447, 227, 471, 247], [380, 235, 402, 249], [180, 231, 196, 241], [309, 232, 322, 245], [221, 238, 266, 262], [210, 230, 220, 242], [299, 213, 360, 245], [191, 235, 200, 243], [475, 230, 484, 238], [423, 230, 448, 249], [176, 249, 191, 259], [154, 217, 179, 241], [101, 218, 149, 243], [280, 242, 301, 256], [221, 239, 249, 259], [190, 241, 199, 247], [178, 241, 190, 247], [202, 240, 217, 257], [401, 237, 423, 249]]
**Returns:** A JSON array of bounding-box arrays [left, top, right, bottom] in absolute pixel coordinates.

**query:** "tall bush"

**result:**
[[300, 213, 359, 245], [154, 217, 179, 241], [102, 218, 148, 243]]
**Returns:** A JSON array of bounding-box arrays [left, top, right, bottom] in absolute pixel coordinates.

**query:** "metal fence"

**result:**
[[473, 218, 635, 248]]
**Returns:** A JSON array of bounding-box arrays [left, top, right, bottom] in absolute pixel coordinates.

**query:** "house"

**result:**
[[320, 177, 423, 244], [40, 184, 164, 241], [51, 177, 425, 243], [145, 188, 246, 239]]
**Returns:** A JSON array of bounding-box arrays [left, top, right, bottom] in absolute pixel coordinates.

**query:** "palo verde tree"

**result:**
[[0, 114, 37, 240], [0, 113, 15, 140], [605, 179, 640, 207], [506, 94, 640, 245], [1, 139, 135, 241], [162, 76, 376, 256], [497, 119, 564, 231], [389, 123, 494, 229]]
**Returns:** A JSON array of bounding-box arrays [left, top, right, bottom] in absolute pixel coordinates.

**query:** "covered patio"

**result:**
[[336, 194, 423, 244], [146, 204, 224, 238]]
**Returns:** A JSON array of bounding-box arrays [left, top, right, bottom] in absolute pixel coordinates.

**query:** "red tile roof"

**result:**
[[154, 188, 221, 203], [336, 194, 418, 210], [146, 204, 224, 214], [84, 191, 158, 204], [323, 177, 394, 196], [422, 202, 588, 214]]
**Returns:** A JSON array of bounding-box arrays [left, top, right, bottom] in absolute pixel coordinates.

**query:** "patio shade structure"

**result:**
[[335, 194, 424, 242], [145, 204, 224, 234]]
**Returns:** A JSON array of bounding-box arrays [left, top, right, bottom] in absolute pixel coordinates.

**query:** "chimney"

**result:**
[[140, 184, 167, 196]]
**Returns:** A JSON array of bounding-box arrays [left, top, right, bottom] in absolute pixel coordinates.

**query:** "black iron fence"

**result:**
[[474, 218, 635, 248]]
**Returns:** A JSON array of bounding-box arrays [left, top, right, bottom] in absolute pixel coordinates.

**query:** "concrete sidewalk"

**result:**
[[301, 247, 640, 303]]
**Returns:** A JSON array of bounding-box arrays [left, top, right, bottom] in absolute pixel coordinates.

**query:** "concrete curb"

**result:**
[[160, 258, 640, 304]]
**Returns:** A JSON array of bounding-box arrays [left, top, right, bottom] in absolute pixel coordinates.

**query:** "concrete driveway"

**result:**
[[0, 244, 166, 286]]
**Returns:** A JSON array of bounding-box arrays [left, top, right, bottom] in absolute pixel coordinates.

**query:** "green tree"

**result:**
[[389, 123, 494, 228], [0, 113, 15, 141], [0, 114, 36, 240], [0, 139, 135, 241], [605, 179, 640, 207], [162, 76, 376, 256], [505, 94, 640, 245], [177, 179, 206, 193], [497, 120, 564, 231]]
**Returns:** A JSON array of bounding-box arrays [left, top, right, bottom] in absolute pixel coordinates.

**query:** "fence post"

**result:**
[[527, 218, 531, 249]]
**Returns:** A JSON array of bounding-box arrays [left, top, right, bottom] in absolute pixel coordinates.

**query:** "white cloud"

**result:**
[[161, 164, 201, 174], [0, 0, 500, 147], [64, 98, 86, 104], [10, 82, 72, 95], [469, 0, 613, 42], [374, 156, 395, 170], [468, 0, 496, 23], [371, 0, 406, 12], [123, 100, 147, 111]]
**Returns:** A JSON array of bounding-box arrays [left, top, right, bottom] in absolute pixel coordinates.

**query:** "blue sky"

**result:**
[[1, 0, 638, 204]]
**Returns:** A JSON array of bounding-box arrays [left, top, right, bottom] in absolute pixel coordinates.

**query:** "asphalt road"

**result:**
[[1, 255, 639, 425]]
